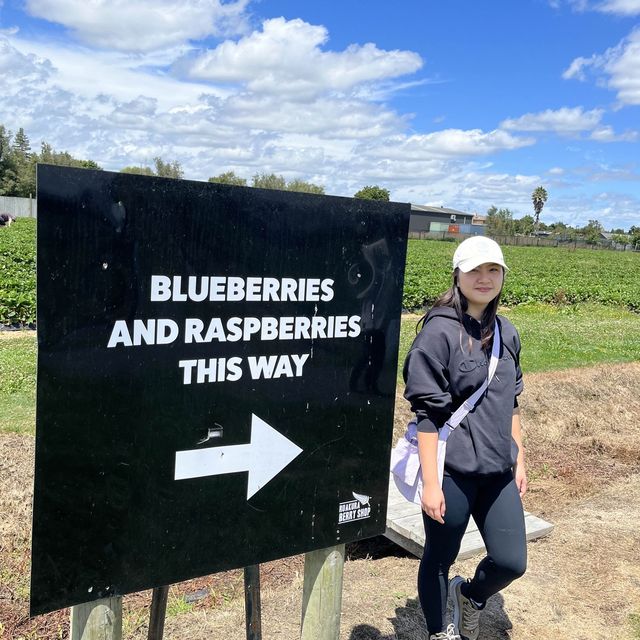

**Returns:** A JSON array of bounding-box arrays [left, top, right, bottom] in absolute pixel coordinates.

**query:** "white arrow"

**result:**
[[174, 414, 303, 499]]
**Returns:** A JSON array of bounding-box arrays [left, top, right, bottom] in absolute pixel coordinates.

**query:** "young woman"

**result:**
[[403, 236, 527, 640]]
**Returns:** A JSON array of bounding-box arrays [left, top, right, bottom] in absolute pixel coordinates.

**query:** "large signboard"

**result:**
[[31, 165, 410, 615]]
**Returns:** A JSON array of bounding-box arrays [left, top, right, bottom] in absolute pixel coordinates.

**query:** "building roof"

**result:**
[[411, 204, 471, 217]]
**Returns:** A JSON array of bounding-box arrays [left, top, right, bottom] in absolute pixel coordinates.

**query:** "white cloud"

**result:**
[[549, 167, 565, 175], [501, 107, 604, 133], [555, 0, 640, 14], [3, 11, 638, 231], [179, 18, 423, 100], [24, 0, 250, 52], [564, 27, 640, 106], [553, 191, 640, 229], [358, 129, 534, 161], [6, 35, 229, 108], [590, 125, 638, 141], [0, 37, 53, 82], [220, 94, 405, 138], [595, 0, 640, 15], [562, 55, 599, 81], [604, 28, 640, 105]]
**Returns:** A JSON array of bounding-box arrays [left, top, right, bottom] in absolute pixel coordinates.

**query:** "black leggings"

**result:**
[[418, 470, 527, 633]]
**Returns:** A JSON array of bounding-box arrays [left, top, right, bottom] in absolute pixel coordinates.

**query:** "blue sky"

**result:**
[[1, 0, 639, 229]]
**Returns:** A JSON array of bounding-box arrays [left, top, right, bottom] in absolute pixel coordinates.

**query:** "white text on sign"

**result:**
[[178, 353, 310, 384]]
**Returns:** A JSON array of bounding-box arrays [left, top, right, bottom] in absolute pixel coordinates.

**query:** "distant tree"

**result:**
[[611, 233, 629, 246], [0, 125, 10, 163], [546, 221, 580, 241], [80, 159, 102, 170], [286, 178, 324, 195], [531, 186, 548, 234], [628, 226, 640, 248], [39, 142, 102, 170], [610, 227, 625, 235], [0, 125, 18, 195], [208, 171, 247, 186], [153, 157, 183, 179], [0, 124, 101, 196], [581, 219, 604, 245], [120, 157, 183, 179], [513, 214, 534, 236], [9, 127, 36, 197], [486, 205, 514, 236], [121, 165, 155, 176], [13, 127, 31, 156], [252, 173, 287, 191], [353, 185, 390, 201], [250, 172, 325, 194]]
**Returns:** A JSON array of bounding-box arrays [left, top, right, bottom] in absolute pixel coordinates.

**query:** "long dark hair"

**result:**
[[416, 267, 503, 351]]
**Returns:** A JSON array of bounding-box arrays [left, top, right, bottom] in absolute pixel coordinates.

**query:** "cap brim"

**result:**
[[457, 258, 509, 273]]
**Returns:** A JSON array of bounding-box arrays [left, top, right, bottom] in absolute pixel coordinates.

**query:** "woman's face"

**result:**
[[457, 262, 504, 312]]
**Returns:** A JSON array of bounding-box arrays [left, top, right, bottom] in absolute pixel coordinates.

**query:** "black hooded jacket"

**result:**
[[403, 307, 523, 476]]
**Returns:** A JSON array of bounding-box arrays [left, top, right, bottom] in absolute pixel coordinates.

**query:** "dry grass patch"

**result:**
[[453, 473, 640, 639], [518, 362, 640, 517], [2, 362, 640, 639]]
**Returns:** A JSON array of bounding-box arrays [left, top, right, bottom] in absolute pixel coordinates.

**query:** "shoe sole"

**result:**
[[450, 575, 478, 640], [449, 575, 464, 636]]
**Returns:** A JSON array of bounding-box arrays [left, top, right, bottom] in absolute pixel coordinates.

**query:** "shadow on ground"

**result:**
[[347, 594, 512, 640], [346, 535, 416, 561]]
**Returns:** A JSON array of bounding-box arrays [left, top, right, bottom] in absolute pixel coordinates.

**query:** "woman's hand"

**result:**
[[421, 482, 446, 524], [511, 409, 527, 498], [514, 462, 527, 498]]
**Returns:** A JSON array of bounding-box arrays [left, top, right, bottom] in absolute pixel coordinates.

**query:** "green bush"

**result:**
[[0, 218, 36, 325]]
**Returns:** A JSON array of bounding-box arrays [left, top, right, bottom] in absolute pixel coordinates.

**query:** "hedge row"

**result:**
[[2, 224, 640, 326]]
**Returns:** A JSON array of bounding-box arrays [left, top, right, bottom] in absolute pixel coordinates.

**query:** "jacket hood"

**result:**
[[425, 306, 461, 323]]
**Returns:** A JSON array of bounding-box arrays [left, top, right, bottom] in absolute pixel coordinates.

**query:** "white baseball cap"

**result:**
[[452, 236, 508, 273]]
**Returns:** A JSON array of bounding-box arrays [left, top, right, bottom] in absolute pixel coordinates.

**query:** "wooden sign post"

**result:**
[[70, 597, 122, 640], [301, 545, 345, 640]]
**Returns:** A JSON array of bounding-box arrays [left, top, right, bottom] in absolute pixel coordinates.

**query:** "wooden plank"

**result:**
[[386, 499, 425, 519], [300, 545, 345, 640], [458, 530, 487, 560], [70, 597, 122, 640], [525, 513, 555, 540], [385, 474, 554, 559], [384, 527, 424, 558]]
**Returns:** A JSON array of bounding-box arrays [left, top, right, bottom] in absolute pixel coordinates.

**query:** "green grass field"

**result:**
[[0, 333, 36, 435], [3, 301, 639, 435], [399, 302, 640, 381]]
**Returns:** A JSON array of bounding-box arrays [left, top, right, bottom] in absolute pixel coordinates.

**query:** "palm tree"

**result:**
[[531, 186, 548, 235]]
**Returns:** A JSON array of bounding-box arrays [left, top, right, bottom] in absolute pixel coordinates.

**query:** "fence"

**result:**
[[0, 195, 37, 218], [408, 231, 638, 252]]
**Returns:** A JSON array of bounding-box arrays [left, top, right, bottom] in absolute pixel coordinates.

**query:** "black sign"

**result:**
[[31, 165, 410, 615]]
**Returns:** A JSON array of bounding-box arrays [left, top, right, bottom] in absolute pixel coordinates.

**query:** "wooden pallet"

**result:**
[[384, 474, 554, 559]]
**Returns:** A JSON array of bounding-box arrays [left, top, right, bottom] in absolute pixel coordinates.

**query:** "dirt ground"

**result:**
[[2, 362, 640, 639]]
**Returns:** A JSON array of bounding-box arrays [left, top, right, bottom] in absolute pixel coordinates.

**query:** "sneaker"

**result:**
[[450, 575, 482, 640], [430, 623, 461, 640]]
